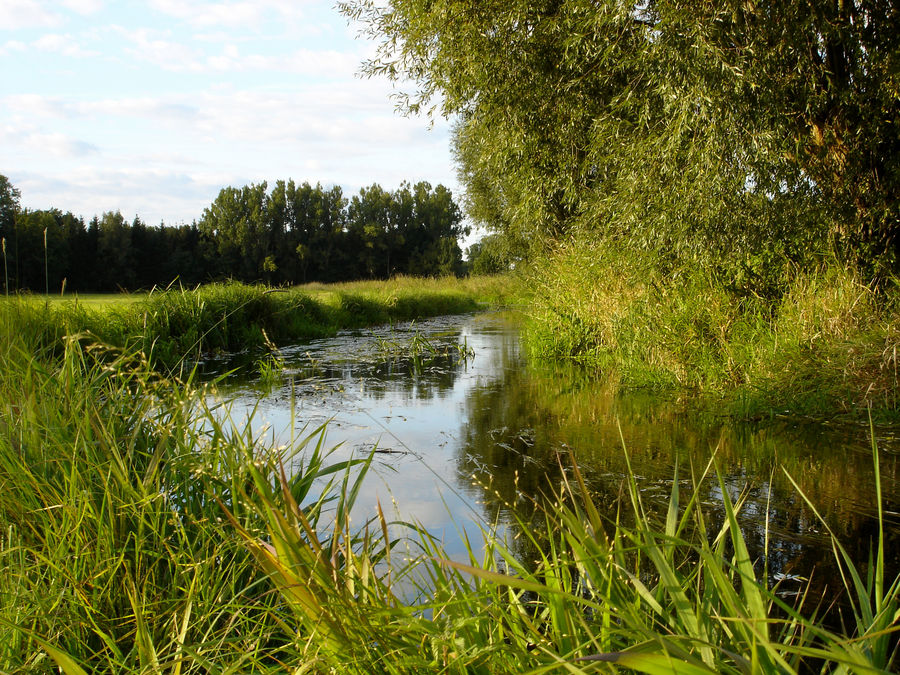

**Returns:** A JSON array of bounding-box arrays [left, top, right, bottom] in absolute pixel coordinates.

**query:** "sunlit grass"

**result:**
[[1, 300, 896, 673], [233, 432, 899, 673], [524, 239, 900, 421], [0, 275, 522, 370], [40, 292, 149, 307]]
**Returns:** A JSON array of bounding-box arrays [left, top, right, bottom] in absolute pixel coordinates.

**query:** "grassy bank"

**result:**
[[524, 241, 900, 422], [2, 275, 522, 368], [0, 325, 896, 673]]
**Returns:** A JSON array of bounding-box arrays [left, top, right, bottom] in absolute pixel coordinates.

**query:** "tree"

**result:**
[[0, 175, 20, 292], [406, 181, 465, 276], [348, 184, 392, 278], [309, 185, 348, 282], [340, 0, 900, 277], [198, 183, 271, 282], [96, 211, 136, 290], [198, 178, 464, 282], [466, 233, 515, 275]]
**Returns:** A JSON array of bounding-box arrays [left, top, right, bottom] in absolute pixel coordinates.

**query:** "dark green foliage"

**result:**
[[3, 204, 208, 294], [465, 233, 517, 275], [199, 179, 466, 285], [0, 174, 466, 293], [341, 0, 900, 279]]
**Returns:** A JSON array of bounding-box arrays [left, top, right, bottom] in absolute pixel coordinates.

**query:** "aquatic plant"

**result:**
[[255, 353, 285, 390], [374, 322, 475, 374]]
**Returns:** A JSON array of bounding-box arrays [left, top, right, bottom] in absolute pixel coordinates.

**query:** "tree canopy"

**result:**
[[341, 0, 900, 277], [198, 179, 466, 284]]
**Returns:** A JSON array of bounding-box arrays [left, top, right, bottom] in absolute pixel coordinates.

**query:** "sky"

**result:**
[[0, 0, 459, 228]]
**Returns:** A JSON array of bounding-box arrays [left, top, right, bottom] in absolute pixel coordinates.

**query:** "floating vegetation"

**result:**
[[374, 322, 475, 374]]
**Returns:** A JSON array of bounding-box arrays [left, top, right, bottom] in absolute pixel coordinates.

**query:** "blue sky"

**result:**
[[1, 0, 458, 227]]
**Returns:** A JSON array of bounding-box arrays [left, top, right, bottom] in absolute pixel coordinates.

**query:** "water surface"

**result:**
[[206, 312, 900, 597]]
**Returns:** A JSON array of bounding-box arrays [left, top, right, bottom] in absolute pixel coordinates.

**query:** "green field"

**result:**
[[42, 292, 149, 307]]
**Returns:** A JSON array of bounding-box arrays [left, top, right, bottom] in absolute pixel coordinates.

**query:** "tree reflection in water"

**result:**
[[457, 338, 900, 616]]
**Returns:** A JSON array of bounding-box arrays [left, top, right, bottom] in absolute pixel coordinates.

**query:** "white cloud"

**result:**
[[2, 94, 66, 120], [59, 0, 104, 15], [147, 0, 315, 28], [0, 39, 27, 56], [147, 0, 267, 29], [202, 45, 361, 77], [0, 0, 60, 30], [33, 32, 99, 57], [0, 124, 98, 158], [110, 22, 360, 77], [118, 27, 205, 72]]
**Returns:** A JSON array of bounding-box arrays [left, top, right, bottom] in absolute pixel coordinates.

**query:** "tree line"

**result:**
[[0, 175, 467, 293]]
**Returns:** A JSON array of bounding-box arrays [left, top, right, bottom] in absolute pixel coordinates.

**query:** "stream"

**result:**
[[203, 311, 900, 603]]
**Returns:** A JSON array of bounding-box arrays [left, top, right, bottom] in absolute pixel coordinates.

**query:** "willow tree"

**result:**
[[340, 0, 900, 277]]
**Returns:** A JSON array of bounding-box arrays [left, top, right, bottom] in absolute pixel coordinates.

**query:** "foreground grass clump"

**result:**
[[524, 240, 900, 421], [3, 274, 522, 368], [0, 331, 376, 672], [231, 443, 899, 673]]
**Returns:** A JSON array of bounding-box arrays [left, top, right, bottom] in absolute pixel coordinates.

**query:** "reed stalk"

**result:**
[[43, 226, 48, 297]]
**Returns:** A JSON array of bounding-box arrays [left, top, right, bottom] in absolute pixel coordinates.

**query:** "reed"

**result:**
[[226, 434, 898, 673], [0, 324, 367, 672], [0, 275, 520, 371], [523, 239, 900, 421]]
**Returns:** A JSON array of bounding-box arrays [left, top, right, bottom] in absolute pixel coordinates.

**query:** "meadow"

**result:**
[[9, 275, 523, 370], [0, 275, 897, 673]]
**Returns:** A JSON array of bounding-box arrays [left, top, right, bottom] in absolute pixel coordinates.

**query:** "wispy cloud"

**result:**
[[0, 40, 27, 56], [117, 26, 205, 72], [111, 23, 360, 77], [59, 0, 104, 16], [33, 32, 99, 57], [0, 0, 61, 30], [1, 125, 99, 158], [146, 0, 306, 30]]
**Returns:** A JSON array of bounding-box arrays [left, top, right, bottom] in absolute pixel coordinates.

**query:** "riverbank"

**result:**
[[524, 241, 900, 424], [1, 274, 523, 369], [1, 278, 896, 672]]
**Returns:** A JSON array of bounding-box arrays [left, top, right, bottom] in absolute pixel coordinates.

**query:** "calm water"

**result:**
[[204, 312, 900, 598]]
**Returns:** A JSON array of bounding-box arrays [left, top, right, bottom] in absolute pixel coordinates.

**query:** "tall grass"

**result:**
[[230, 439, 898, 673], [524, 239, 900, 421], [1, 287, 896, 673], [0, 324, 368, 672], [0, 275, 522, 370]]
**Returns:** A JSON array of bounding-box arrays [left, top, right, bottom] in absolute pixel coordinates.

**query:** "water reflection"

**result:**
[[209, 312, 900, 599], [457, 330, 900, 605]]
